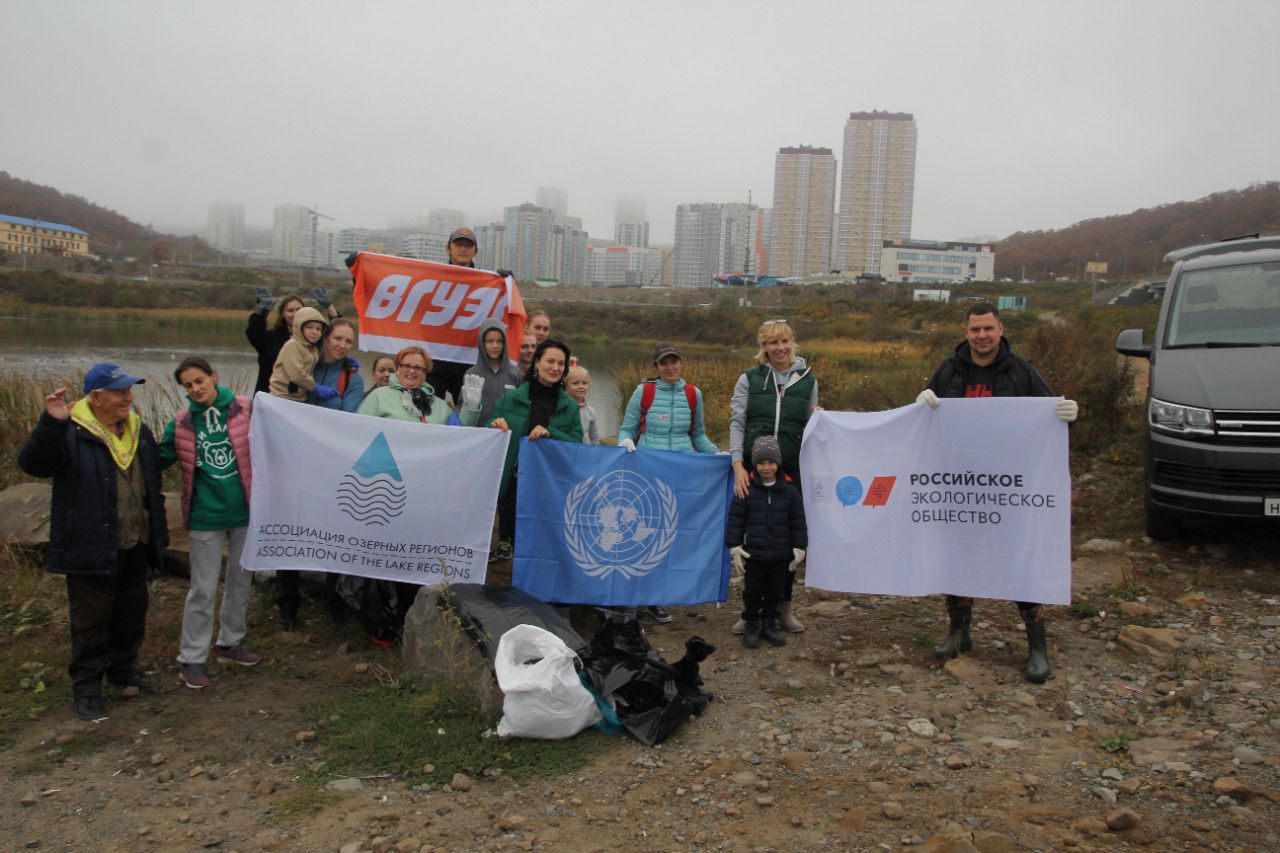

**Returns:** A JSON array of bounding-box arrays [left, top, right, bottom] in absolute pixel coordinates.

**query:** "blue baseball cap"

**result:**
[[83, 362, 146, 394]]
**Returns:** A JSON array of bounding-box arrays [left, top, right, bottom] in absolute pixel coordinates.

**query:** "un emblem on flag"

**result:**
[[563, 471, 679, 579]]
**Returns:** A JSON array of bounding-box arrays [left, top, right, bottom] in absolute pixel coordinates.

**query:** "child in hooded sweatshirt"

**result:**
[[566, 364, 598, 445], [158, 357, 260, 689], [268, 306, 331, 402], [462, 318, 523, 426]]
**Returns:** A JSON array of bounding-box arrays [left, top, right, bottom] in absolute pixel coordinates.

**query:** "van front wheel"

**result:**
[[1145, 496, 1180, 541]]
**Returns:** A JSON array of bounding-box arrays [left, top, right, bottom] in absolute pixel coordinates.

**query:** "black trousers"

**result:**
[[65, 545, 150, 698], [498, 476, 518, 545], [277, 571, 341, 616], [741, 558, 789, 622], [425, 360, 468, 404]]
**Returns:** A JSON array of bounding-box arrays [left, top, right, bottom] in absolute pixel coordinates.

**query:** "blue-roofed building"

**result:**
[[1, 214, 93, 257]]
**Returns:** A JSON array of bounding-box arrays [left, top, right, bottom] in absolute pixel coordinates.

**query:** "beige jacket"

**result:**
[[268, 307, 328, 401]]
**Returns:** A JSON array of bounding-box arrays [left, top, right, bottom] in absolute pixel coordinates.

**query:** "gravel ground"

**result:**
[[3, 531, 1278, 852]]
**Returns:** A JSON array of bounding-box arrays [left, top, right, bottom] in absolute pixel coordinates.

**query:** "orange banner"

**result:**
[[351, 253, 526, 365]]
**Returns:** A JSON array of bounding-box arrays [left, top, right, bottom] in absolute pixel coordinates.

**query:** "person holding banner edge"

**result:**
[[489, 339, 584, 560], [916, 301, 1079, 684], [423, 227, 517, 404], [728, 319, 818, 635]]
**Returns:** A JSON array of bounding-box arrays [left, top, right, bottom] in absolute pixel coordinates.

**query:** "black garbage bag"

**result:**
[[334, 575, 417, 643], [579, 611, 715, 746], [438, 583, 584, 665]]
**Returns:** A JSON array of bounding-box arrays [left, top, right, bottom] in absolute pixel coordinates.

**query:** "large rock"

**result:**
[[0, 482, 52, 545], [0, 484, 191, 574], [1117, 625, 1181, 657], [401, 585, 503, 717]]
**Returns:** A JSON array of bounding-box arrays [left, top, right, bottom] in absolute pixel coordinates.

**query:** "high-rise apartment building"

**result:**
[[474, 223, 506, 272], [271, 204, 310, 262], [427, 208, 466, 236], [768, 146, 837, 278], [547, 224, 589, 286], [673, 202, 761, 288], [835, 111, 917, 276], [338, 228, 394, 256], [398, 233, 448, 264], [502, 203, 557, 281], [206, 203, 244, 253], [535, 187, 568, 220], [615, 194, 649, 248]]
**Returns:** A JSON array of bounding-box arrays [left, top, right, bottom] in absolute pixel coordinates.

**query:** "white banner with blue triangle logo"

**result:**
[[243, 393, 509, 585]]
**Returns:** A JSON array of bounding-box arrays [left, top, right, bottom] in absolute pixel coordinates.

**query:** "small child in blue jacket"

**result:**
[[724, 435, 807, 648]]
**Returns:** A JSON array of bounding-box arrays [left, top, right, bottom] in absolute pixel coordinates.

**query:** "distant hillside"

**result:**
[[996, 182, 1280, 281], [0, 171, 211, 261]]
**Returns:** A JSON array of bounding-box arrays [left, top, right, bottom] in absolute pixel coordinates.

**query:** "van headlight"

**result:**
[[1149, 398, 1215, 435]]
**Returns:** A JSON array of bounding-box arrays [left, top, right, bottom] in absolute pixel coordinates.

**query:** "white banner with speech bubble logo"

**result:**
[[800, 400, 1071, 604]]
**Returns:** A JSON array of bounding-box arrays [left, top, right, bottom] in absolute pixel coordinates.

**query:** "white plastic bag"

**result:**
[[494, 624, 602, 739]]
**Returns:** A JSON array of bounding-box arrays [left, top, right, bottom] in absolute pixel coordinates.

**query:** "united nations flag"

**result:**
[[513, 439, 733, 606]]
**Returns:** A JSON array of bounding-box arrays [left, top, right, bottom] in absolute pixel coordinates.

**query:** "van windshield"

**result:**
[[1164, 262, 1280, 347]]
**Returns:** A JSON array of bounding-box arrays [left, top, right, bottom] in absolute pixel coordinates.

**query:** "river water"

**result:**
[[0, 315, 637, 438]]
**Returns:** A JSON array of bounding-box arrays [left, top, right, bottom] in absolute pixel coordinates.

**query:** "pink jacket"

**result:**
[[174, 394, 253, 527]]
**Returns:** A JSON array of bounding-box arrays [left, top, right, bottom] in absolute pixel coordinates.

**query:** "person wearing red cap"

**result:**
[[18, 363, 169, 722]]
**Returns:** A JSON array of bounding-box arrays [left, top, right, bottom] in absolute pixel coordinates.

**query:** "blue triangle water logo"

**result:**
[[336, 432, 407, 527]]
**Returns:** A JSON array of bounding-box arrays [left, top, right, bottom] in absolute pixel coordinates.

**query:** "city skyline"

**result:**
[[4, 3, 1277, 247]]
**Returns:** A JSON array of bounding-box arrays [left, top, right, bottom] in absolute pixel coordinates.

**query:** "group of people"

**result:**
[[18, 220, 1079, 723]]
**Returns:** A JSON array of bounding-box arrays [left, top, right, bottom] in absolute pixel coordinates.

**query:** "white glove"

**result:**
[[789, 548, 806, 572], [730, 546, 750, 574], [1056, 399, 1079, 423], [619, 438, 636, 453], [461, 374, 484, 410], [916, 388, 940, 409]]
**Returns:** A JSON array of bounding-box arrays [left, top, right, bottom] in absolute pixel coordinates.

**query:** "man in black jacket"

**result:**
[[916, 303, 1078, 683], [18, 363, 169, 721]]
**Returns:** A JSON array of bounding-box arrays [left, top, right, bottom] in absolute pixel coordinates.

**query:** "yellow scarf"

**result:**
[[71, 397, 141, 472]]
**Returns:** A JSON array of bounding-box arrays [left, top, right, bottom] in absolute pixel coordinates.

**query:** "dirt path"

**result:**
[[3, 532, 1279, 852]]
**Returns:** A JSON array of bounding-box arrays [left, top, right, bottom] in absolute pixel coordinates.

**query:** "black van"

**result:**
[[1116, 235, 1280, 539]]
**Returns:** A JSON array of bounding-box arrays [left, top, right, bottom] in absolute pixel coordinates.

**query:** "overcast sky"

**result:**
[[4, 1, 1277, 244]]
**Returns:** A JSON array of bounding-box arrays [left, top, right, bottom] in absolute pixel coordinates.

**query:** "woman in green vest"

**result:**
[[727, 319, 819, 634]]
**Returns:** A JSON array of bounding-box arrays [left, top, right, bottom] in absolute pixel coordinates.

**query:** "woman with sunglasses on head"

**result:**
[[727, 319, 819, 634], [358, 346, 480, 425]]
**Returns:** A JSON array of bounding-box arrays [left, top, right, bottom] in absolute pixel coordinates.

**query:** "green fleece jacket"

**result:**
[[357, 372, 480, 425], [158, 386, 250, 530], [489, 381, 584, 498]]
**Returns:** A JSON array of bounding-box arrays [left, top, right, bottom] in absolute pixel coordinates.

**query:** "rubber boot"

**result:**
[[731, 617, 746, 635], [742, 620, 761, 649], [278, 604, 298, 632], [761, 619, 786, 647], [778, 601, 805, 633], [1024, 620, 1051, 684], [933, 605, 973, 659]]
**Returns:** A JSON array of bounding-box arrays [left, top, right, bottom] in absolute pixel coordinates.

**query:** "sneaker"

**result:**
[[495, 539, 513, 561], [179, 663, 210, 689], [72, 695, 109, 722], [108, 671, 157, 694], [648, 606, 673, 623], [731, 617, 747, 635], [214, 645, 261, 667]]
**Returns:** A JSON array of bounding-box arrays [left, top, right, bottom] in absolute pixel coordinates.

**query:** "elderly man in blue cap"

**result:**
[[18, 363, 169, 722]]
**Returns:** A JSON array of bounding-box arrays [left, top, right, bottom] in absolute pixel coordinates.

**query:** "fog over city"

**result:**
[[3, 0, 1277, 244]]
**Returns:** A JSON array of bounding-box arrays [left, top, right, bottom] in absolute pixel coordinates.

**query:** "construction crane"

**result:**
[[305, 205, 334, 275]]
